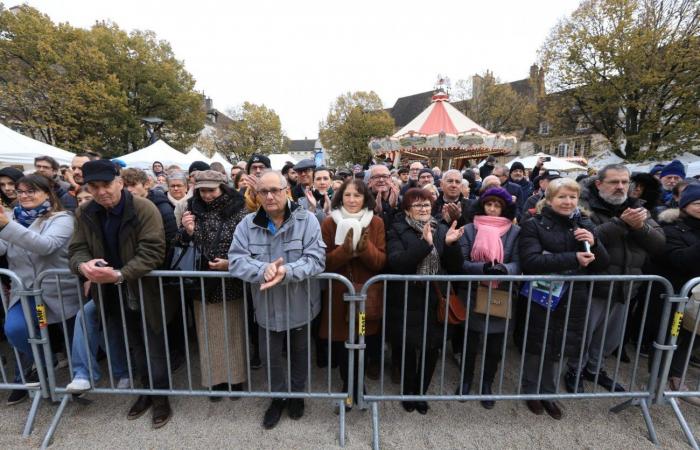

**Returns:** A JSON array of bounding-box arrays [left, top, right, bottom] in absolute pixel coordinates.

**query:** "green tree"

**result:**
[[319, 91, 395, 166], [454, 72, 538, 133], [540, 0, 700, 159], [0, 5, 205, 157], [214, 102, 286, 161]]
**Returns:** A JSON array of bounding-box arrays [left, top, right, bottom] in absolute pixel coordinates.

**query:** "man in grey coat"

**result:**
[[229, 170, 326, 430]]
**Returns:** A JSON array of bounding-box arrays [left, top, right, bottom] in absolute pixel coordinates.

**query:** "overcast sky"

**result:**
[[19, 0, 581, 140]]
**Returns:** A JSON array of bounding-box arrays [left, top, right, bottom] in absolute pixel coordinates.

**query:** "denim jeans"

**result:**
[[70, 300, 128, 382]]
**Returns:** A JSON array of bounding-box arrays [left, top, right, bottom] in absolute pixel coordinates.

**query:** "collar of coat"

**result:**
[[582, 184, 641, 217], [251, 200, 301, 230], [81, 189, 137, 233]]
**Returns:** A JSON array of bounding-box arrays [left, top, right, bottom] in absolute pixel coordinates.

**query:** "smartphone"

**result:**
[[583, 241, 591, 253], [543, 156, 552, 162], [95, 261, 108, 267]]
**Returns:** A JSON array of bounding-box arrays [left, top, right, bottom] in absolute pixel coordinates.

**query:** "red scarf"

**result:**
[[470, 215, 512, 264]]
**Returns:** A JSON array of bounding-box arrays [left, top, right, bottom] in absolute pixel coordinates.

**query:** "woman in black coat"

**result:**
[[386, 188, 464, 415], [660, 184, 700, 403], [518, 178, 609, 420]]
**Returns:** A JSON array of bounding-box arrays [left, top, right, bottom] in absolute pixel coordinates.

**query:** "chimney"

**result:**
[[205, 97, 213, 111], [530, 64, 539, 80]]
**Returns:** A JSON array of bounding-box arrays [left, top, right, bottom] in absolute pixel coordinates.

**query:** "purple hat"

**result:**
[[660, 160, 685, 179], [479, 187, 513, 207]]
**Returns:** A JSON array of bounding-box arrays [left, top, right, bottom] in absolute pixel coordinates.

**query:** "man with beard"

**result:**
[[282, 163, 298, 189], [564, 164, 665, 394], [658, 160, 685, 207]]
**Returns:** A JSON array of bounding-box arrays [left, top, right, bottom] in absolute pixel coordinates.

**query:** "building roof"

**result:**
[[289, 139, 317, 152], [387, 90, 434, 128]]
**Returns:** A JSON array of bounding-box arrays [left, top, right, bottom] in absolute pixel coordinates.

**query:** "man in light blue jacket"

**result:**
[[229, 170, 325, 430]]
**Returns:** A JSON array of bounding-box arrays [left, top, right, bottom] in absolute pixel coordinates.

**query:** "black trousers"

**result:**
[[391, 335, 440, 395], [462, 330, 504, 386], [125, 310, 169, 390]]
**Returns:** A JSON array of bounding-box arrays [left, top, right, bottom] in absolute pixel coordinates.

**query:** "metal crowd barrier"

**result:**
[[356, 274, 675, 450], [659, 277, 700, 450], [33, 269, 357, 449], [0, 268, 51, 437]]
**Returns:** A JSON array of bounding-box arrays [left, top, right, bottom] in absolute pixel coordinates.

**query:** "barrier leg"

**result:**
[[41, 394, 70, 449], [338, 399, 346, 447], [371, 402, 380, 450], [669, 397, 700, 450], [22, 391, 42, 437], [639, 398, 659, 445]]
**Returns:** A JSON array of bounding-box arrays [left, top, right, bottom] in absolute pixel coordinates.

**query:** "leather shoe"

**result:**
[[541, 400, 563, 420], [127, 395, 152, 420], [263, 399, 286, 429], [480, 383, 495, 410], [288, 398, 304, 420], [152, 396, 171, 429], [401, 401, 415, 412], [455, 382, 470, 403], [526, 400, 544, 415], [415, 401, 429, 415]]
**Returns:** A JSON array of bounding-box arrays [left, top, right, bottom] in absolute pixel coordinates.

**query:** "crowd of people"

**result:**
[[0, 151, 699, 430]]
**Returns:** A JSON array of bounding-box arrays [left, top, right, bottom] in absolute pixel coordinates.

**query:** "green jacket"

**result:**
[[69, 189, 172, 333]]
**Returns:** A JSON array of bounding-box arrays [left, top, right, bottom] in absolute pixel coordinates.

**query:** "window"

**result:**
[[576, 116, 590, 132], [582, 139, 591, 156], [539, 121, 550, 135], [574, 140, 581, 156], [557, 143, 569, 157]]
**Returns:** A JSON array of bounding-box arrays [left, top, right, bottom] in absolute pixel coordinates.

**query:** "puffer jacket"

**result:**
[[657, 209, 700, 291], [176, 185, 247, 303], [581, 185, 665, 301], [228, 202, 326, 332], [518, 206, 610, 359], [385, 212, 464, 347]]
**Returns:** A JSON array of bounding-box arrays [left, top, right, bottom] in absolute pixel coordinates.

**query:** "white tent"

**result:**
[[186, 147, 211, 164], [0, 123, 75, 170], [210, 152, 233, 172], [507, 153, 585, 172], [119, 140, 191, 170], [688, 161, 700, 178], [268, 153, 298, 170]]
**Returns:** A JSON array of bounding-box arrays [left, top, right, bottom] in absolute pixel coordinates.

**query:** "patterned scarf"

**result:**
[[14, 200, 51, 228], [404, 215, 440, 275]]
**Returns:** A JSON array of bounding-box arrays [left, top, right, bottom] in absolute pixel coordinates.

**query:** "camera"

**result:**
[[543, 156, 551, 162]]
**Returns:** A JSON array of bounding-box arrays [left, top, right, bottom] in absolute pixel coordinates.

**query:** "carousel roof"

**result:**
[[393, 92, 491, 138]]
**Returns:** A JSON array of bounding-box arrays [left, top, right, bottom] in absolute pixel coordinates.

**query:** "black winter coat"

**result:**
[[386, 213, 464, 347], [147, 188, 177, 268], [581, 185, 665, 301], [518, 206, 610, 359], [661, 214, 700, 291], [176, 185, 247, 303]]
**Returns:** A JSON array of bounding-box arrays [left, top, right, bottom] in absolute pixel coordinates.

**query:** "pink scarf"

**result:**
[[470, 215, 512, 264]]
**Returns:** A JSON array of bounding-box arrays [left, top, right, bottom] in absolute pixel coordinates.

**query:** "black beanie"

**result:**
[[188, 160, 211, 174]]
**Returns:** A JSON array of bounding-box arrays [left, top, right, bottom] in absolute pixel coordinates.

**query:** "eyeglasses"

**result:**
[[16, 189, 36, 197], [410, 203, 432, 210], [370, 174, 390, 180], [258, 187, 285, 197]]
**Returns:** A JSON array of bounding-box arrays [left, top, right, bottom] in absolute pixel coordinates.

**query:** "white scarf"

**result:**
[[331, 207, 374, 251]]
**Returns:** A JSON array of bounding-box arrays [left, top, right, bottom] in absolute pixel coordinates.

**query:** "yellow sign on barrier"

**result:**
[[36, 304, 47, 329], [358, 312, 366, 336], [671, 311, 683, 337]]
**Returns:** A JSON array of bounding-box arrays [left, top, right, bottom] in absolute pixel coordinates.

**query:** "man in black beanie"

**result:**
[[242, 153, 272, 211], [508, 161, 534, 200]]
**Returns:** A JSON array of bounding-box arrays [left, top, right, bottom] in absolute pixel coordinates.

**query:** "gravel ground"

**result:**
[[1, 335, 699, 449]]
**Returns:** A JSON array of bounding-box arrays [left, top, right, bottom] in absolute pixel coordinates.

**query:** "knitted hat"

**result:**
[[0, 167, 24, 183], [247, 153, 271, 173], [660, 160, 685, 179], [510, 161, 525, 172], [679, 183, 700, 209], [479, 187, 513, 208], [649, 164, 665, 177], [418, 168, 434, 178], [188, 160, 211, 174]]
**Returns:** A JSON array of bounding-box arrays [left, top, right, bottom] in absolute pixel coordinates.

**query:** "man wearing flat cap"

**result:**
[[68, 159, 174, 428], [290, 158, 316, 201]]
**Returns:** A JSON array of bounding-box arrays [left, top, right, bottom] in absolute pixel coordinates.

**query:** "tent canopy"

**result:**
[[209, 152, 233, 172], [393, 92, 491, 138], [268, 153, 298, 170], [119, 140, 191, 170], [506, 153, 585, 172], [0, 123, 75, 169], [186, 147, 210, 164]]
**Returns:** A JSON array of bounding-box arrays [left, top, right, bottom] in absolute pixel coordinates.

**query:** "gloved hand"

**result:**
[[484, 263, 508, 276]]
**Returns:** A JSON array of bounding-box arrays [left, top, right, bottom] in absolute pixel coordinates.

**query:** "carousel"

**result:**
[[369, 81, 516, 170]]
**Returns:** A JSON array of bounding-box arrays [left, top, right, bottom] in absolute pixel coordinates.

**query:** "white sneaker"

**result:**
[[116, 377, 131, 389], [66, 378, 91, 393]]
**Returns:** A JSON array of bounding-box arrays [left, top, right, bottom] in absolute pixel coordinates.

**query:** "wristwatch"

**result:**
[[114, 271, 124, 285]]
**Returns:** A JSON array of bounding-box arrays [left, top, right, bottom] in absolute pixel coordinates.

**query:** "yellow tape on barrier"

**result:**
[[36, 304, 47, 329], [671, 311, 683, 337], [358, 312, 366, 336]]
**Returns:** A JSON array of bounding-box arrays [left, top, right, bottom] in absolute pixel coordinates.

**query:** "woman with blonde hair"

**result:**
[[518, 177, 609, 420]]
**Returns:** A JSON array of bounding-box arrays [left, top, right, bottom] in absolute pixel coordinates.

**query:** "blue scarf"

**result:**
[[13, 200, 51, 228]]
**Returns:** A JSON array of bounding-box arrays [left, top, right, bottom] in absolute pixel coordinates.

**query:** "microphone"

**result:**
[[570, 208, 591, 253]]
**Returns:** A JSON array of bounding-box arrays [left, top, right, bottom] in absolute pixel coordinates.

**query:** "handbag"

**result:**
[[682, 285, 700, 334], [474, 284, 511, 319], [434, 283, 466, 324]]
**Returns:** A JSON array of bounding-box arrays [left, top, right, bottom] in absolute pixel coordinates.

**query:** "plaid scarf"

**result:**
[[404, 215, 440, 275]]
